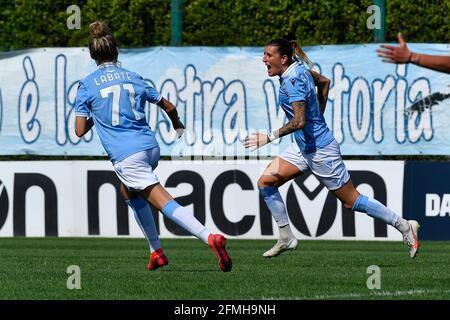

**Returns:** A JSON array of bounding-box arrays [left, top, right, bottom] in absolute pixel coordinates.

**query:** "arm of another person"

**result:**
[[408, 54, 450, 74], [310, 70, 330, 114], [377, 32, 450, 74]]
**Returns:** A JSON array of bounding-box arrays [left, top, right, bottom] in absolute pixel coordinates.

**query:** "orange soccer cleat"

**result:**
[[208, 234, 232, 272], [147, 248, 168, 271]]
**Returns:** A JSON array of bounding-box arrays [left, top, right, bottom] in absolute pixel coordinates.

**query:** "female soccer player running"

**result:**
[[74, 21, 231, 272], [244, 39, 419, 259]]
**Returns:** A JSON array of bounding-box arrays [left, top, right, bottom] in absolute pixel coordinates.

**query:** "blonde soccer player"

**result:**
[[74, 21, 232, 272]]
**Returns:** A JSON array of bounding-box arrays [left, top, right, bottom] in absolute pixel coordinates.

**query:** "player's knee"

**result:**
[[342, 201, 354, 209], [257, 176, 266, 188], [119, 183, 130, 200], [257, 176, 279, 188], [120, 183, 140, 201], [341, 195, 360, 209]]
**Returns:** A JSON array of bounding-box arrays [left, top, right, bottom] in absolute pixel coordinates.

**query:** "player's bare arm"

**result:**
[[277, 101, 306, 138], [378, 46, 450, 74], [157, 98, 185, 131], [377, 32, 450, 74], [310, 70, 330, 114], [244, 101, 306, 149], [75, 116, 94, 137], [409, 54, 450, 74]]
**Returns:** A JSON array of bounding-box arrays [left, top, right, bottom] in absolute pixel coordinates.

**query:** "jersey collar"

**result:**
[[98, 62, 118, 69], [280, 61, 299, 79]]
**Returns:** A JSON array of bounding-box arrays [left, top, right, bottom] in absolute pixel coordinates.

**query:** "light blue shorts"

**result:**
[[279, 140, 350, 191], [113, 147, 160, 191]]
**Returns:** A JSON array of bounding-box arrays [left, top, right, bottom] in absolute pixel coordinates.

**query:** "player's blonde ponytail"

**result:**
[[290, 40, 313, 69], [88, 21, 118, 65]]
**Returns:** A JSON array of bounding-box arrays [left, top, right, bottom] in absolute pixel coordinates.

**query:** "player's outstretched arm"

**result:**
[[157, 97, 185, 138], [244, 101, 306, 150], [377, 32, 450, 74], [75, 116, 94, 137], [310, 70, 330, 114]]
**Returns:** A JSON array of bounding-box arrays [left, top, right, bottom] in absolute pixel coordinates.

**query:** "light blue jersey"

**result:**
[[75, 63, 162, 163], [279, 61, 334, 153]]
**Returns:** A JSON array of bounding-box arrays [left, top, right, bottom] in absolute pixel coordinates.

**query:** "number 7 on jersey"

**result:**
[[100, 84, 140, 126]]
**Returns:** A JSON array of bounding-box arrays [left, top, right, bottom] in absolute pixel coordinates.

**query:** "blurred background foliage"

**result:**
[[0, 0, 448, 50]]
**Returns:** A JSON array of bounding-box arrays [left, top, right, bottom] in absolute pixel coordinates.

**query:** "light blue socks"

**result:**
[[352, 194, 400, 226], [161, 200, 210, 244], [127, 197, 161, 253], [259, 187, 294, 239], [259, 187, 290, 227]]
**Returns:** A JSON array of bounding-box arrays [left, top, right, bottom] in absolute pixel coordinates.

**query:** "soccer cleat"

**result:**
[[208, 234, 232, 272], [147, 248, 168, 270], [402, 220, 420, 258], [263, 237, 298, 258]]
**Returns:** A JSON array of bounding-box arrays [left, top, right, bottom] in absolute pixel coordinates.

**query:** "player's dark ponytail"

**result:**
[[266, 39, 313, 68], [88, 21, 118, 65]]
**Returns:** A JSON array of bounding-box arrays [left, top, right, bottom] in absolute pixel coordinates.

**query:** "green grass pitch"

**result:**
[[1, 238, 449, 300]]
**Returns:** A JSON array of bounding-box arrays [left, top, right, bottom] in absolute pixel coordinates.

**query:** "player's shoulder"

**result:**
[[80, 71, 95, 84], [282, 63, 303, 83], [284, 70, 303, 88], [76, 76, 90, 91], [294, 62, 309, 75], [294, 63, 314, 83], [79, 69, 101, 88]]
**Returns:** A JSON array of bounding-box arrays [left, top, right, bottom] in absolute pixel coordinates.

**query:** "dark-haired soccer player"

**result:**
[[245, 39, 420, 259]]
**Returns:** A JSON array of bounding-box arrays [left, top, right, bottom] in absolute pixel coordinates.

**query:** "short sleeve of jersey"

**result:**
[[285, 76, 307, 104], [74, 82, 91, 117], [143, 78, 162, 104]]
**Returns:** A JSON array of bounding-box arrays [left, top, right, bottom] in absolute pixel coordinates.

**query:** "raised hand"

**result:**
[[376, 32, 411, 64], [243, 132, 270, 151]]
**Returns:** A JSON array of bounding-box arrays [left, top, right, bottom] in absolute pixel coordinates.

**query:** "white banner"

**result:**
[[0, 160, 403, 240], [1, 45, 449, 156]]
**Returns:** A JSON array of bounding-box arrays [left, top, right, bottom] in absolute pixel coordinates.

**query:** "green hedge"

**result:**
[[0, 0, 171, 50], [0, 0, 448, 50], [185, 0, 450, 45]]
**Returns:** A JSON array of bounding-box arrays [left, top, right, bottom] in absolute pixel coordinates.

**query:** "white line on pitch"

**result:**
[[262, 289, 450, 300]]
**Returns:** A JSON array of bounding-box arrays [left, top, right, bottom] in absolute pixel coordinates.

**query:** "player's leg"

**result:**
[[120, 183, 161, 254], [333, 179, 402, 225], [140, 147, 231, 272], [311, 140, 419, 258], [258, 143, 307, 257], [142, 183, 232, 272], [138, 147, 209, 244], [141, 183, 209, 244], [333, 181, 419, 258], [113, 150, 167, 270]]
